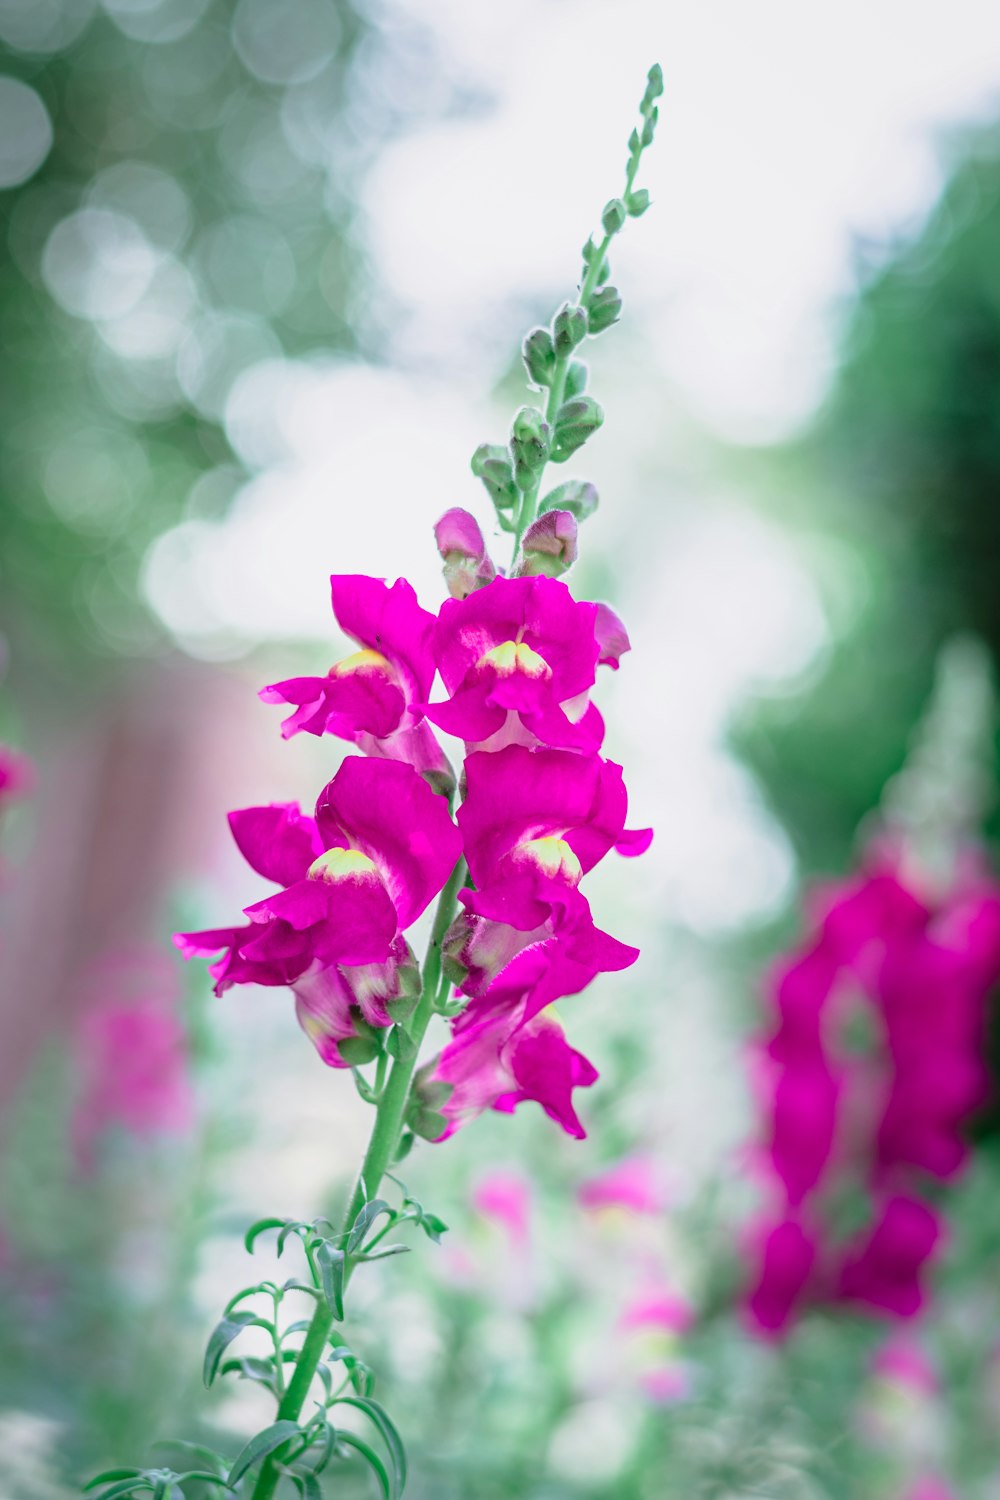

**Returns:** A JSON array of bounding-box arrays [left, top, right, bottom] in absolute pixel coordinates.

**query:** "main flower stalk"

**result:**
[[250, 857, 465, 1500]]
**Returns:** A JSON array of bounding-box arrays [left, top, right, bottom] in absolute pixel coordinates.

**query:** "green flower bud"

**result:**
[[628, 127, 641, 157], [510, 405, 551, 471], [551, 396, 604, 462], [522, 326, 556, 387], [645, 62, 664, 102], [588, 285, 622, 334], [519, 509, 578, 578], [552, 301, 588, 356], [471, 442, 518, 511], [563, 360, 588, 399], [538, 479, 599, 521], [626, 188, 651, 217], [641, 112, 656, 148], [601, 197, 627, 235]]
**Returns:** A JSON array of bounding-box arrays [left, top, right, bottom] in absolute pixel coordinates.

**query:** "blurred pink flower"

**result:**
[[619, 1285, 695, 1405], [578, 1155, 667, 1216], [0, 746, 34, 805], [72, 948, 194, 1171], [472, 1169, 532, 1247], [745, 852, 1000, 1335]]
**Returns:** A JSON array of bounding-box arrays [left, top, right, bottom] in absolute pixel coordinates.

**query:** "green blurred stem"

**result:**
[[249, 856, 466, 1500]]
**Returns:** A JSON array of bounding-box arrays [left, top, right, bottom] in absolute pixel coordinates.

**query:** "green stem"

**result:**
[[509, 151, 644, 574], [249, 857, 466, 1500]]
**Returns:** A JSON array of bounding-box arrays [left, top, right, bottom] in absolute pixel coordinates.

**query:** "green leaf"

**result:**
[[152, 1442, 227, 1475], [419, 1212, 449, 1244], [224, 1282, 276, 1316], [334, 1433, 391, 1500], [226, 1422, 301, 1488], [335, 1396, 407, 1498], [356, 1243, 410, 1262], [87, 1482, 149, 1500], [277, 1220, 308, 1257], [347, 1199, 394, 1256], [86, 1473, 142, 1490], [538, 480, 598, 522], [244, 1217, 286, 1253], [563, 359, 589, 399], [315, 1241, 346, 1319], [203, 1311, 264, 1387]]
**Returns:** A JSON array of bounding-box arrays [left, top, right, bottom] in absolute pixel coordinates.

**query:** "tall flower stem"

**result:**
[[250, 856, 466, 1500], [510, 144, 647, 573]]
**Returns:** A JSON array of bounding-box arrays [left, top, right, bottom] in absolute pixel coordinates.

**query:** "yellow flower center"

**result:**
[[515, 836, 582, 885], [477, 640, 551, 679], [332, 648, 392, 677], [308, 847, 379, 883]]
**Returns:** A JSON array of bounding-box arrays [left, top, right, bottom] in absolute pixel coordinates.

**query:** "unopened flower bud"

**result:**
[[601, 197, 627, 236], [409, 1064, 454, 1141], [510, 405, 551, 472], [588, 285, 622, 334], [433, 507, 496, 600], [626, 188, 650, 217], [641, 113, 656, 148], [551, 395, 604, 461], [539, 479, 598, 521], [552, 302, 588, 355], [645, 62, 664, 103], [563, 360, 588, 399], [522, 326, 556, 387], [518, 509, 578, 578], [471, 442, 518, 512]]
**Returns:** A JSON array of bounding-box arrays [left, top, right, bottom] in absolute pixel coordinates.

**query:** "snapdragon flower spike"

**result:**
[[434, 507, 497, 599], [745, 852, 1000, 1336], [260, 575, 453, 791], [424, 575, 628, 753]]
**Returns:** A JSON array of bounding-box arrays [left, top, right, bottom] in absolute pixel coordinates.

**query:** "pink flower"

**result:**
[[261, 575, 452, 790], [619, 1286, 695, 1405], [578, 1156, 668, 1216], [870, 1336, 939, 1397], [0, 746, 34, 805], [745, 853, 1000, 1335], [432, 952, 599, 1140], [424, 575, 625, 753], [471, 1169, 532, 1246], [72, 947, 194, 1171], [434, 508, 497, 599], [177, 759, 461, 1066]]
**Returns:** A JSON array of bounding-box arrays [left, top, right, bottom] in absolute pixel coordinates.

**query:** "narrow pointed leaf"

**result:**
[[335, 1396, 407, 1496], [227, 1422, 301, 1487], [244, 1217, 286, 1253], [203, 1311, 263, 1387], [335, 1433, 391, 1500], [315, 1241, 345, 1318], [346, 1199, 394, 1256]]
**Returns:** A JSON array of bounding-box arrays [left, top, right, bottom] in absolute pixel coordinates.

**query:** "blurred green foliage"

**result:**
[[0, 0, 447, 686], [737, 125, 1000, 876]]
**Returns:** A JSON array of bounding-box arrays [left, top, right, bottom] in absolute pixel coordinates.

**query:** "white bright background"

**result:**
[[140, 0, 1000, 933]]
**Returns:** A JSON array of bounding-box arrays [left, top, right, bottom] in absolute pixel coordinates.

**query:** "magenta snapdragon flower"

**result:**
[[745, 853, 1000, 1335], [177, 758, 460, 1066], [260, 575, 453, 790], [424, 575, 629, 754]]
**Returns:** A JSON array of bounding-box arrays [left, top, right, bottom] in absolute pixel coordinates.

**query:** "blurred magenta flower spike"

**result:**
[[0, 745, 34, 806], [745, 851, 1000, 1336], [72, 946, 194, 1172], [102, 64, 665, 1500]]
